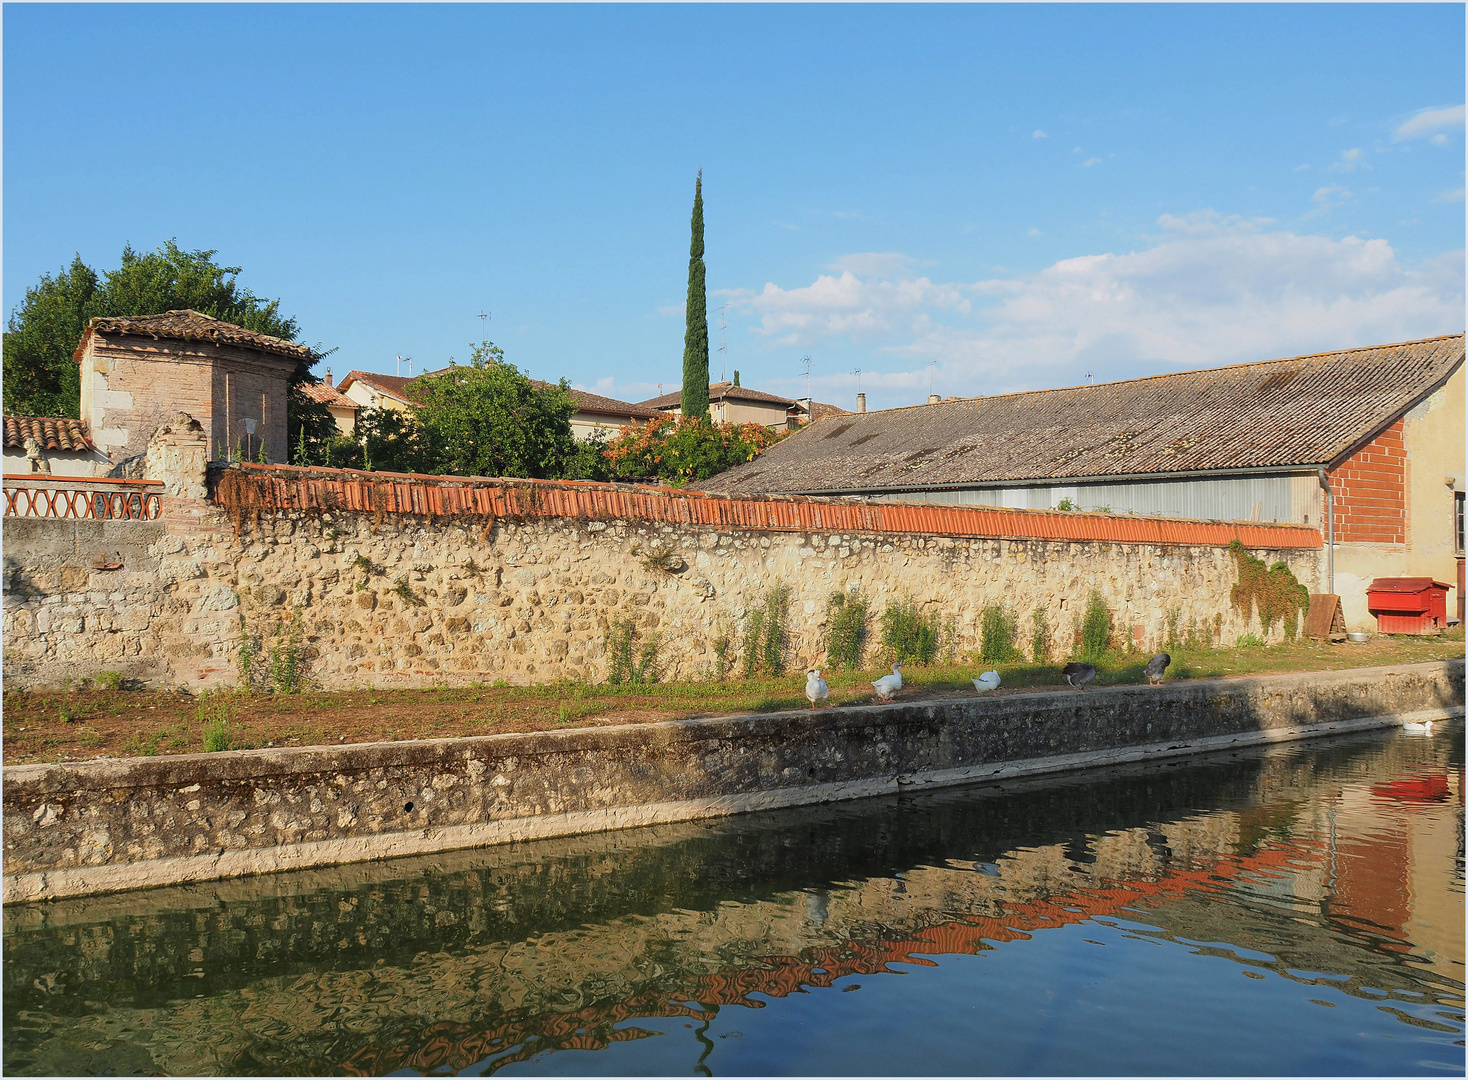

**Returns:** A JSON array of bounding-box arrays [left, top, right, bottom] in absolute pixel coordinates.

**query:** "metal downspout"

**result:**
[[1318, 467, 1334, 595]]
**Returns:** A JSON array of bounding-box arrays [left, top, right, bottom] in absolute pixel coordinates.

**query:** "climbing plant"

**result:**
[[1228, 540, 1309, 640], [1078, 589, 1112, 661], [978, 603, 1019, 663], [824, 590, 870, 670], [880, 597, 941, 665], [742, 583, 791, 677]]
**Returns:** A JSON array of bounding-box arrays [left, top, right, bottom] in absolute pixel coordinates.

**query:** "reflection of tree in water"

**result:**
[[3, 726, 1461, 1076]]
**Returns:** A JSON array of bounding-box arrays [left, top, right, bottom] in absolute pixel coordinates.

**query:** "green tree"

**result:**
[[357, 406, 424, 474], [680, 173, 710, 422], [410, 341, 578, 479], [4, 240, 305, 419], [287, 383, 338, 466]]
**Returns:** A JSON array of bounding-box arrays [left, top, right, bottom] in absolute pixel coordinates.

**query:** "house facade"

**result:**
[[298, 373, 361, 435], [74, 310, 311, 465], [702, 336, 1466, 629], [335, 369, 656, 442], [640, 382, 807, 430]]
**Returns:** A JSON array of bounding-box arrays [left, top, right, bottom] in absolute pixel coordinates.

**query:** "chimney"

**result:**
[[325, 366, 332, 387], [856, 393, 866, 413], [927, 393, 941, 405]]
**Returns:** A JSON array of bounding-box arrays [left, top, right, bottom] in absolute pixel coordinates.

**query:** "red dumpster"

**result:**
[[1365, 577, 1452, 634]]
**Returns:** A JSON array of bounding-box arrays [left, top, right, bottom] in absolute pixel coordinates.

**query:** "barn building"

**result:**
[[702, 336, 1466, 629]]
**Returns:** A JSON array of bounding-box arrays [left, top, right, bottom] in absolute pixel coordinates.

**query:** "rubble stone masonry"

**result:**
[[2, 417, 1323, 692]]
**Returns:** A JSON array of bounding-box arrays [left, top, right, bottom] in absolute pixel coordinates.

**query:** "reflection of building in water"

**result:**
[[4, 732, 1461, 1077]]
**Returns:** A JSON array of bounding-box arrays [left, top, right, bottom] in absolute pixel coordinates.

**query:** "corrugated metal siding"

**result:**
[[211, 463, 1322, 549], [888, 475, 1310, 523]]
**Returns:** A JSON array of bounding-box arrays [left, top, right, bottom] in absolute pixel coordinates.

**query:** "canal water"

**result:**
[[4, 723, 1463, 1076]]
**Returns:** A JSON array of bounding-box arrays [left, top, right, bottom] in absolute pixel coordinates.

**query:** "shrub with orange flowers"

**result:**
[[603, 416, 787, 486]]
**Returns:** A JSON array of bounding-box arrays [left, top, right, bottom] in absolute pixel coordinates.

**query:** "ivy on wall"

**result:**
[[1228, 540, 1310, 640]]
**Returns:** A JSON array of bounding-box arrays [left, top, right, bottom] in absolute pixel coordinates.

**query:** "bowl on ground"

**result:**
[[1346, 631, 1371, 643]]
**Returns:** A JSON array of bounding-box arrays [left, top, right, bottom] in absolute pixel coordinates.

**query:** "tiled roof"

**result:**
[[806, 401, 850, 421], [640, 382, 799, 409], [74, 310, 312, 362], [296, 381, 358, 409], [701, 335, 1465, 496], [534, 382, 660, 420], [339, 370, 421, 404], [3, 415, 95, 452]]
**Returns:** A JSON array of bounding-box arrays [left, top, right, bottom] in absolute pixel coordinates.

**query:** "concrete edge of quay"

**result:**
[[4, 659, 1463, 905]]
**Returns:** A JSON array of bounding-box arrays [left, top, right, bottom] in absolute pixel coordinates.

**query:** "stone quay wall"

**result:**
[[4, 661, 1461, 902], [2, 437, 1322, 692]]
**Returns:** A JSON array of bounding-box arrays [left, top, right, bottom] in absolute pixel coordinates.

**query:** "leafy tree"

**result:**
[[357, 406, 424, 474], [680, 173, 710, 421], [4, 240, 305, 419], [603, 415, 785, 486], [288, 382, 338, 466], [409, 341, 578, 479]]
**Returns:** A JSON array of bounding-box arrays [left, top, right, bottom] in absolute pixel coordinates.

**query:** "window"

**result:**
[[1456, 491, 1465, 555]]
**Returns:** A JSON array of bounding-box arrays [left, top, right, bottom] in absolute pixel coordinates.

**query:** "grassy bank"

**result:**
[[4, 632, 1461, 766]]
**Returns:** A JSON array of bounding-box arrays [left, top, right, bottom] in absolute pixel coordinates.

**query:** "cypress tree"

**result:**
[[680, 172, 711, 421]]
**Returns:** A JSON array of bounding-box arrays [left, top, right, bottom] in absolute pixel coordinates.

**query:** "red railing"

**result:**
[[213, 463, 1323, 550], [2, 475, 163, 520]]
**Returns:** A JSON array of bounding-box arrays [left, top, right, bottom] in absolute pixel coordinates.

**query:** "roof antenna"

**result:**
[[479, 309, 490, 339], [718, 303, 729, 382], [1085, 370, 1094, 384], [800, 355, 812, 403], [396, 355, 403, 377], [928, 361, 936, 397], [852, 367, 861, 394]]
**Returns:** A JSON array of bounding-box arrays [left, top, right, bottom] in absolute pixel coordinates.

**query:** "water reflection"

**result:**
[[4, 724, 1463, 1076]]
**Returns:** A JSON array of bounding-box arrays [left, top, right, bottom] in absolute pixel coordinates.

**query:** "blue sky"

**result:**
[[5, 4, 1463, 411]]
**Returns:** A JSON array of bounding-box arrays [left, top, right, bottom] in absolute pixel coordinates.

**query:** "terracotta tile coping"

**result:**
[[213, 463, 1323, 550]]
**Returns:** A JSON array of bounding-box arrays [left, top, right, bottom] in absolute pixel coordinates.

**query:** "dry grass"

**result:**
[[4, 631, 1461, 766]]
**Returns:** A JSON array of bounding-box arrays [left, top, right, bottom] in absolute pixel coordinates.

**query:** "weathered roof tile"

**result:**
[[702, 335, 1465, 495], [75, 310, 312, 362], [3, 415, 95, 452]]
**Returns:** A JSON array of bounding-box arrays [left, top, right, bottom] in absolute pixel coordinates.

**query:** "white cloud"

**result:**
[[1434, 187, 1466, 204], [733, 217, 1464, 402], [657, 302, 686, 317], [1309, 185, 1353, 214], [1028, 228, 1043, 237], [1328, 147, 1364, 173], [1394, 104, 1465, 141], [1293, 163, 1310, 172], [1431, 133, 1449, 147], [1081, 157, 1102, 168], [1032, 129, 1048, 139]]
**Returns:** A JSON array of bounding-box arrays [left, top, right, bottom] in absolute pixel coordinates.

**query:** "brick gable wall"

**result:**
[[1329, 417, 1406, 544]]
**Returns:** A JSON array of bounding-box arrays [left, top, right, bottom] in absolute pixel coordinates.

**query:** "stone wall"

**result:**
[[2, 439, 1323, 692], [3, 661, 1462, 902]]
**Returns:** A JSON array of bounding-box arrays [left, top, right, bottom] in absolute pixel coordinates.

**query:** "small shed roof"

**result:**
[[701, 335, 1465, 496], [4, 415, 95, 452], [74, 310, 313, 363]]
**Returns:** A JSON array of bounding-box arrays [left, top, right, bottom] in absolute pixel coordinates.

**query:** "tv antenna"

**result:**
[[800, 355, 812, 403], [928, 361, 936, 397], [718, 303, 729, 382], [478, 309, 490, 337], [852, 368, 861, 395], [1085, 370, 1094, 384]]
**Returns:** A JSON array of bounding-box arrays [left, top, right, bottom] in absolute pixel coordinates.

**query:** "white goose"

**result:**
[[805, 669, 830, 710], [1401, 718, 1435, 735], [872, 661, 903, 702], [972, 670, 1001, 694]]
